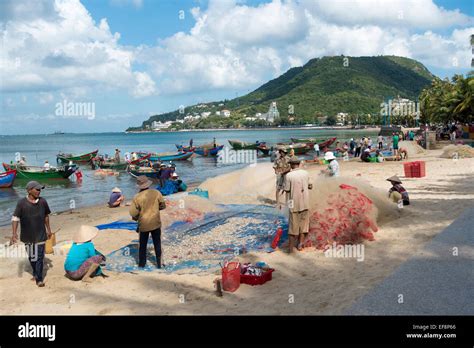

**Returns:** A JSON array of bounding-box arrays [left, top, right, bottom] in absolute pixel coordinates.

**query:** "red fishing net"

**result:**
[[308, 184, 378, 249]]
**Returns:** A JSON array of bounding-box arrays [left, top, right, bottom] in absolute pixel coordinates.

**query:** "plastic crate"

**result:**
[[403, 162, 413, 178], [410, 161, 426, 178], [240, 269, 274, 286]]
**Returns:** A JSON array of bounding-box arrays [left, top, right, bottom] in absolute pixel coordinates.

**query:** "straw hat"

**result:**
[[136, 175, 152, 189], [171, 172, 179, 178], [112, 187, 121, 193], [386, 175, 402, 184], [324, 151, 336, 161], [73, 225, 99, 243]]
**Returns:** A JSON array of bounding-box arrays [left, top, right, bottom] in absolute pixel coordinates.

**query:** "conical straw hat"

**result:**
[[386, 175, 402, 184], [73, 225, 99, 243]]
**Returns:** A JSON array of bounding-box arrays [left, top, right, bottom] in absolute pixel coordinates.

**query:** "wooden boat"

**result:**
[[137, 151, 194, 162], [57, 149, 98, 164], [129, 153, 151, 165], [256, 144, 271, 156], [275, 143, 312, 155], [3, 163, 77, 180], [228, 140, 265, 150], [290, 137, 337, 149], [127, 165, 160, 179], [176, 144, 224, 157], [0, 169, 17, 188], [98, 161, 129, 170]]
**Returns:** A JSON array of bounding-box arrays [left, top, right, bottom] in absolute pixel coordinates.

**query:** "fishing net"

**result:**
[[440, 144, 474, 159], [307, 183, 378, 249], [104, 204, 288, 274]]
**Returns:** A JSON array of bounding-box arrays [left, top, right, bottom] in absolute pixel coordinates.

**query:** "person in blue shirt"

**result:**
[[108, 187, 124, 208], [64, 225, 107, 282]]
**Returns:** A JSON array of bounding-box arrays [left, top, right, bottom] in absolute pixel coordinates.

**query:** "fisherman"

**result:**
[[361, 148, 371, 162], [43, 160, 51, 170], [349, 138, 356, 155], [377, 135, 383, 150], [64, 225, 107, 282], [108, 187, 125, 208], [322, 151, 339, 177], [10, 181, 53, 287], [131, 152, 138, 161], [129, 176, 166, 268], [273, 148, 291, 208], [314, 142, 320, 157], [158, 163, 173, 188], [18, 156, 27, 166], [398, 147, 408, 160], [354, 139, 362, 157], [387, 175, 410, 206], [114, 149, 121, 163], [213, 137, 217, 148], [190, 138, 193, 147], [375, 150, 384, 162], [392, 132, 400, 156], [283, 157, 312, 252]]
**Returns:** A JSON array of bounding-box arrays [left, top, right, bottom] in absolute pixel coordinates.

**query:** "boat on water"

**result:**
[[57, 149, 98, 164], [137, 151, 194, 162], [3, 163, 78, 180], [0, 169, 17, 188], [290, 137, 337, 149], [127, 165, 160, 179], [275, 143, 312, 155], [93, 153, 152, 170], [176, 144, 224, 157], [228, 140, 265, 150]]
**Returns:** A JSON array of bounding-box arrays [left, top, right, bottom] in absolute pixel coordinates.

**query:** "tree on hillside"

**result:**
[[326, 115, 337, 126]]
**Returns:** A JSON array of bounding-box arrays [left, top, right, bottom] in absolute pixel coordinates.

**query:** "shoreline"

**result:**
[[125, 126, 381, 134]]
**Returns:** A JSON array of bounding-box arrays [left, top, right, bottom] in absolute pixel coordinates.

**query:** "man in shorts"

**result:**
[[283, 158, 313, 253]]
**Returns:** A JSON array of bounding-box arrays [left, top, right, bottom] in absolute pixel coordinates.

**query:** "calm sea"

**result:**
[[0, 128, 378, 226]]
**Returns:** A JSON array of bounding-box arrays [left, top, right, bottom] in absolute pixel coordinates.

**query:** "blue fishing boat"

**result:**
[[0, 170, 17, 188], [137, 151, 194, 162], [175, 144, 224, 157]]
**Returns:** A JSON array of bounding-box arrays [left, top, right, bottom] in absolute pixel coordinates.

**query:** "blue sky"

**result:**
[[1, 0, 473, 134]]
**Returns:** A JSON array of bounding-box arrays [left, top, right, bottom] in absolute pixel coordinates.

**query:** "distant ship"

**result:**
[[53, 131, 65, 135]]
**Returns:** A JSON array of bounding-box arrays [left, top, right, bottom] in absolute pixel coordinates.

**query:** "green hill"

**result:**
[[128, 55, 435, 130]]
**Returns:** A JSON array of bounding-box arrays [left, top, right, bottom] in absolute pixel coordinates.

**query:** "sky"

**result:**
[[1, 0, 473, 134]]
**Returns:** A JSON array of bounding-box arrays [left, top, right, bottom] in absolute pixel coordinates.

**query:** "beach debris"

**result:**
[[440, 144, 474, 159], [214, 278, 223, 297]]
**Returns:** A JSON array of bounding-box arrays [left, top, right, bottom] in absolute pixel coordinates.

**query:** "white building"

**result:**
[[151, 121, 172, 130], [257, 102, 279, 123], [201, 112, 211, 118], [221, 109, 231, 117], [336, 112, 348, 124]]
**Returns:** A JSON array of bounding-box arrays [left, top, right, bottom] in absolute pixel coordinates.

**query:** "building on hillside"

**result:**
[[221, 110, 231, 117], [336, 112, 348, 124], [256, 102, 279, 123], [201, 112, 211, 118], [151, 121, 172, 130]]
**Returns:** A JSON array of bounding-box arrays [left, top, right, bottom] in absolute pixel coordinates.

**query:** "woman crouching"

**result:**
[[64, 225, 107, 282]]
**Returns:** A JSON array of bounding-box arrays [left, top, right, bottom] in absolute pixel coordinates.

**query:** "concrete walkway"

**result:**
[[346, 205, 474, 315]]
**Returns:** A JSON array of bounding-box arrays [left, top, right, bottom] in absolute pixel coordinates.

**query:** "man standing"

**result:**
[[11, 181, 52, 287], [392, 133, 400, 157], [114, 149, 121, 163], [313, 143, 320, 157], [129, 176, 166, 268], [284, 158, 312, 253], [377, 135, 383, 150], [273, 148, 291, 208]]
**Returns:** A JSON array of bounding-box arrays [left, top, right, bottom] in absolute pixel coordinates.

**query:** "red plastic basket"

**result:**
[[222, 261, 241, 292], [240, 269, 274, 286], [410, 161, 426, 178]]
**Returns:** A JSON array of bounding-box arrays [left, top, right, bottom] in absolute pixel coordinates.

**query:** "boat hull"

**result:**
[[98, 162, 129, 170], [228, 140, 260, 150], [57, 149, 98, 164], [3, 163, 77, 180], [0, 170, 17, 188], [176, 144, 223, 156], [138, 151, 194, 162]]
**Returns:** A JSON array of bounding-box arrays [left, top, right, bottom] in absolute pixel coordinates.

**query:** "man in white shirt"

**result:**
[[377, 135, 383, 150], [43, 161, 51, 170], [322, 152, 339, 177], [313, 143, 320, 157], [283, 158, 312, 253]]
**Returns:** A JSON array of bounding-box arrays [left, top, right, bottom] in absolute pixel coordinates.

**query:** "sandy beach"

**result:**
[[1, 142, 473, 315]]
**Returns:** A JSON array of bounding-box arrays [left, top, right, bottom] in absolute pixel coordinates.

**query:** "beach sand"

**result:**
[[1, 145, 473, 315]]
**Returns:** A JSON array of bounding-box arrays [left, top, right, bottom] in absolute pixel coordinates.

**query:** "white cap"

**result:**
[[324, 152, 336, 161]]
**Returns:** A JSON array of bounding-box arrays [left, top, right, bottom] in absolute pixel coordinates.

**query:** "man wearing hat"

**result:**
[[129, 176, 166, 268], [387, 175, 410, 206], [11, 181, 52, 287], [108, 187, 125, 208], [114, 148, 121, 163], [323, 151, 339, 177], [360, 148, 371, 162], [283, 157, 312, 252], [273, 147, 291, 208]]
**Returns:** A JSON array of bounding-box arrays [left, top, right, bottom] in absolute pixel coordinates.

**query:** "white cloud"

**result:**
[[1, 0, 154, 98], [132, 72, 156, 98], [38, 92, 53, 104], [132, 0, 471, 97]]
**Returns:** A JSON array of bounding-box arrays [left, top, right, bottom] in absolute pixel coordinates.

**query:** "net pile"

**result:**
[[440, 144, 474, 159], [398, 141, 426, 155], [307, 184, 379, 249]]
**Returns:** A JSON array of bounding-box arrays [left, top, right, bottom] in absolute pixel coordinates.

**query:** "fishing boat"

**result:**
[[290, 137, 337, 149], [275, 143, 312, 155], [0, 169, 17, 188], [228, 140, 265, 150], [127, 165, 160, 179], [3, 163, 78, 180], [97, 161, 129, 170], [256, 143, 271, 156], [176, 144, 224, 157], [137, 151, 194, 162], [57, 149, 98, 164]]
